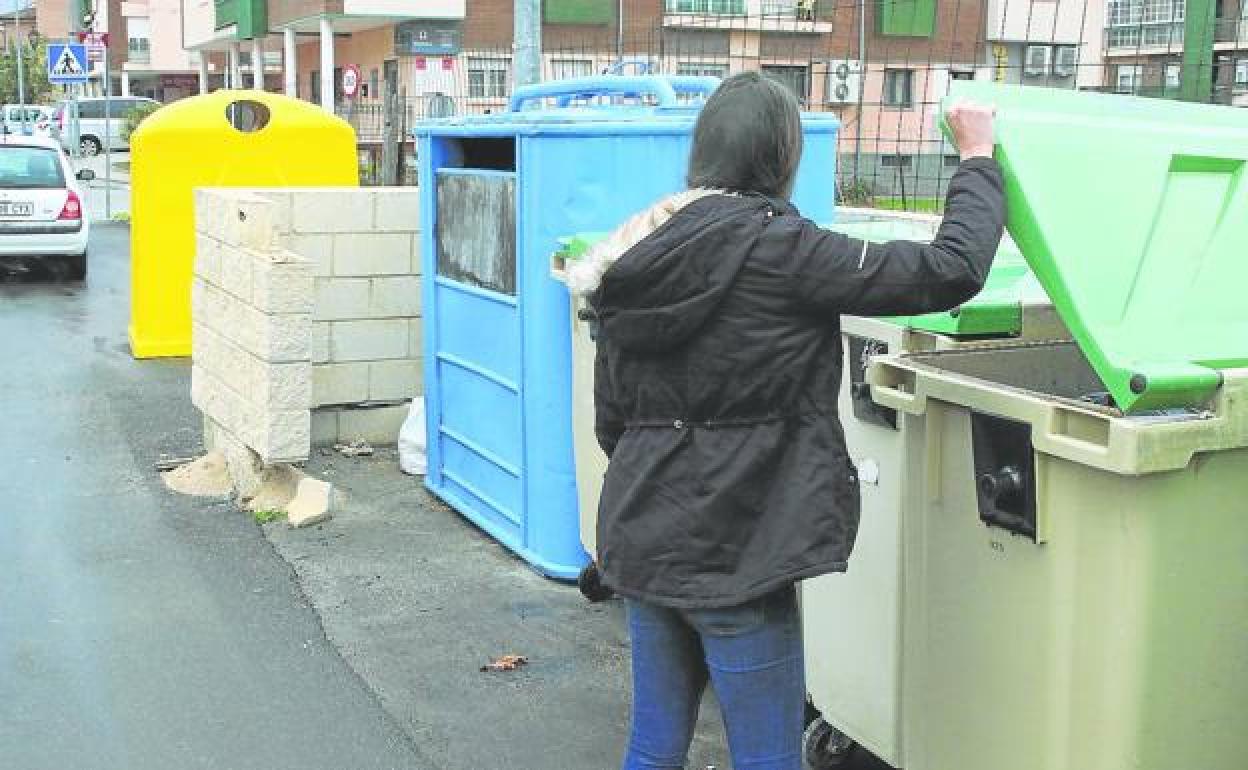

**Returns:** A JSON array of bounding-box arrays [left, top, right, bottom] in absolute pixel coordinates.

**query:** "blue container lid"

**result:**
[[413, 75, 839, 137]]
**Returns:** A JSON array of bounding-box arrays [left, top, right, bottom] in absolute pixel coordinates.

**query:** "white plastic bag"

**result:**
[[398, 397, 427, 476]]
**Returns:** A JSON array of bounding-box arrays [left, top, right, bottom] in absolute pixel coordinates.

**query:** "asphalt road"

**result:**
[[0, 226, 426, 769]]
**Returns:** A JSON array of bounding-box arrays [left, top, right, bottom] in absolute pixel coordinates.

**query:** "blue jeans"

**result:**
[[623, 586, 805, 770]]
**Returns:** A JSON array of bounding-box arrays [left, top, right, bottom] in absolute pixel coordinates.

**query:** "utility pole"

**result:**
[[14, 3, 27, 131], [513, 0, 541, 87]]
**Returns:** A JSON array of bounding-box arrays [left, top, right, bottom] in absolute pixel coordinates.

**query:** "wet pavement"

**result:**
[[0, 226, 423, 769]]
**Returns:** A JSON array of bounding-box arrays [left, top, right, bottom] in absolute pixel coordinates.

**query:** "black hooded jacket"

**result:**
[[589, 158, 1006, 608]]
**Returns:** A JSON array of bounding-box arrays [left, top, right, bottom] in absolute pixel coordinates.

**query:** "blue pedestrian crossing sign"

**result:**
[[48, 44, 89, 85]]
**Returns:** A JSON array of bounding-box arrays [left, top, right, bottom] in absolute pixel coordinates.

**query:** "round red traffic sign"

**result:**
[[342, 65, 361, 98]]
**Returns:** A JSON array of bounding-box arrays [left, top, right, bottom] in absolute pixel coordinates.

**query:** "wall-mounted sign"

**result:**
[[395, 20, 462, 57]]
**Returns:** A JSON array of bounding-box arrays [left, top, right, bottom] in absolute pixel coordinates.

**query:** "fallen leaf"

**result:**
[[480, 654, 529, 673]]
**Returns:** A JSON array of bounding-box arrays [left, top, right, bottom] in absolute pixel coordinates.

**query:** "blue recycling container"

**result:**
[[414, 76, 839, 579]]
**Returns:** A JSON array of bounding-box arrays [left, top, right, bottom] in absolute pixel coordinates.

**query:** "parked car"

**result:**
[[0, 135, 92, 279], [51, 96, 159, 157], [1, 105, 53, 137]]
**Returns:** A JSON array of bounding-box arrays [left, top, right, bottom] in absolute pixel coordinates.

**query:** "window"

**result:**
[[884, 69, 915, 107], [1053, 46, 1078, 77], [1024, 45, 1052, 76], [0, 146, 66, 189], [127, 17, 151, 64], [762, 65, 811, 104], [1106, 0, 1186, 48], [310, 70, 320, 100], [878, 0, 937, 37], [1165, 62, 1182, 88], [881, 154, 913, 168], [549, 59, 593, 80], [1116, 64, 1144, 91], [665, 0, 747, 14], [78, 101, 104, 119], [676, 62, 729, 78], [1236, 59, 1248, 85], [944, 154, 962, 168], [369, 69, 379, 99], [468, 57, 509, 99], [950, 69, 975, 81]]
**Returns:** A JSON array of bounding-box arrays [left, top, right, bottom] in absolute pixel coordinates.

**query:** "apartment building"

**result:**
[[1101, 0, 1248, 104], [119, 0, 202, 99]]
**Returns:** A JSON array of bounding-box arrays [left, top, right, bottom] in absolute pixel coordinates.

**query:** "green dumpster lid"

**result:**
[[943, 81, 1248, 413], [830, 220, 1047, 337]]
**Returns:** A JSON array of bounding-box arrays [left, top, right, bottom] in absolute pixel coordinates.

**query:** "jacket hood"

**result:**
[[586, 192, 790, 353]]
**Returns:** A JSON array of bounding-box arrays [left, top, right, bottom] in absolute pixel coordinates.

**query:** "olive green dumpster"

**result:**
[[799, 219, 1066, 769], [866, 81, 1248, 770]]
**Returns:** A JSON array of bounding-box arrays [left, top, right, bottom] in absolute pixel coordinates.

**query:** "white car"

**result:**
[[0, 135, 92, 280]]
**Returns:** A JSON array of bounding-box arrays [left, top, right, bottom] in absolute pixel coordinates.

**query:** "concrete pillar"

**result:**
[[120, 71, 131, 97], [228, 42, 242, 89], [198, 55, 210, 94], [319, 17, 334, 111], [283, 28, 297, 98], [251, 38, 264, 90]]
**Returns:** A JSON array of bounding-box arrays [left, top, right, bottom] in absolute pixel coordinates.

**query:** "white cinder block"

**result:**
[[374, 188, 421, 233], [369, 276, 422, 318], [220, 193, 269, 249], [369, 359, 422, 401], [313, 278, 371, 321], [312, 362, 370, 406], [261, 314, 313, 363], [264, 362, 313, 412], [252, 255, 314, 315], [310, 409, 339, 446], [409, 232, 423, 275], [217, 245, 254, 302], [288, 234, 334, 277], [194, 189, 228, 244], [330, 319, 410, 362], [310, 322, 331, 364], [255, 409, 311, 464], [337, 404, 410, 445], [408, 318, 423, 358], [254, 190, 294, 237], [195, 234, 222, 287], [333, 233, 411, 276], [292, 189, 374, 234]]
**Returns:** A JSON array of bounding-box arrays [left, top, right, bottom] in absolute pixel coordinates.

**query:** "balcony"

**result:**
[[663, 0, 834, 33], [214, 0, 266, 39], [1106, 17, 1248, 55]]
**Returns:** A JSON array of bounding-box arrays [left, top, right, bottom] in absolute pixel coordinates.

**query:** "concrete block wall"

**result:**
[[191, 190, 314, 464], [192, 186, 423, 461]]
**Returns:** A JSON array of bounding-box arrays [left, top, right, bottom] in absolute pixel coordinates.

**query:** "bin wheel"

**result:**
[[803, 717, 857, 769], [577, 562, 614, 603], [80, 136, 102, 157]]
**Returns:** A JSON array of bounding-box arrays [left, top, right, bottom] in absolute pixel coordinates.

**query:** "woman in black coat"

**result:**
[[568, 72, 1003, 769]]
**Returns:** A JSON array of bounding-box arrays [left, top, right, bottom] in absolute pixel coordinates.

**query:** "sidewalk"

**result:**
[[260, 449, 731, 769], [73, 151, 131, 224]]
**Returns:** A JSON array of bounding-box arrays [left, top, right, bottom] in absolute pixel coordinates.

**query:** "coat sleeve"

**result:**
[[779, 158, 1006, 317], [593, 336, 625, 459]]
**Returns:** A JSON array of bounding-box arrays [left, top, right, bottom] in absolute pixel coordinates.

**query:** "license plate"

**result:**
[[0, 202, 33, 217]]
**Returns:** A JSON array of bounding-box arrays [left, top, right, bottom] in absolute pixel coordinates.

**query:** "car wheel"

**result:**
[[80, 136, 102, 157], [65, 252, 87, 282]]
